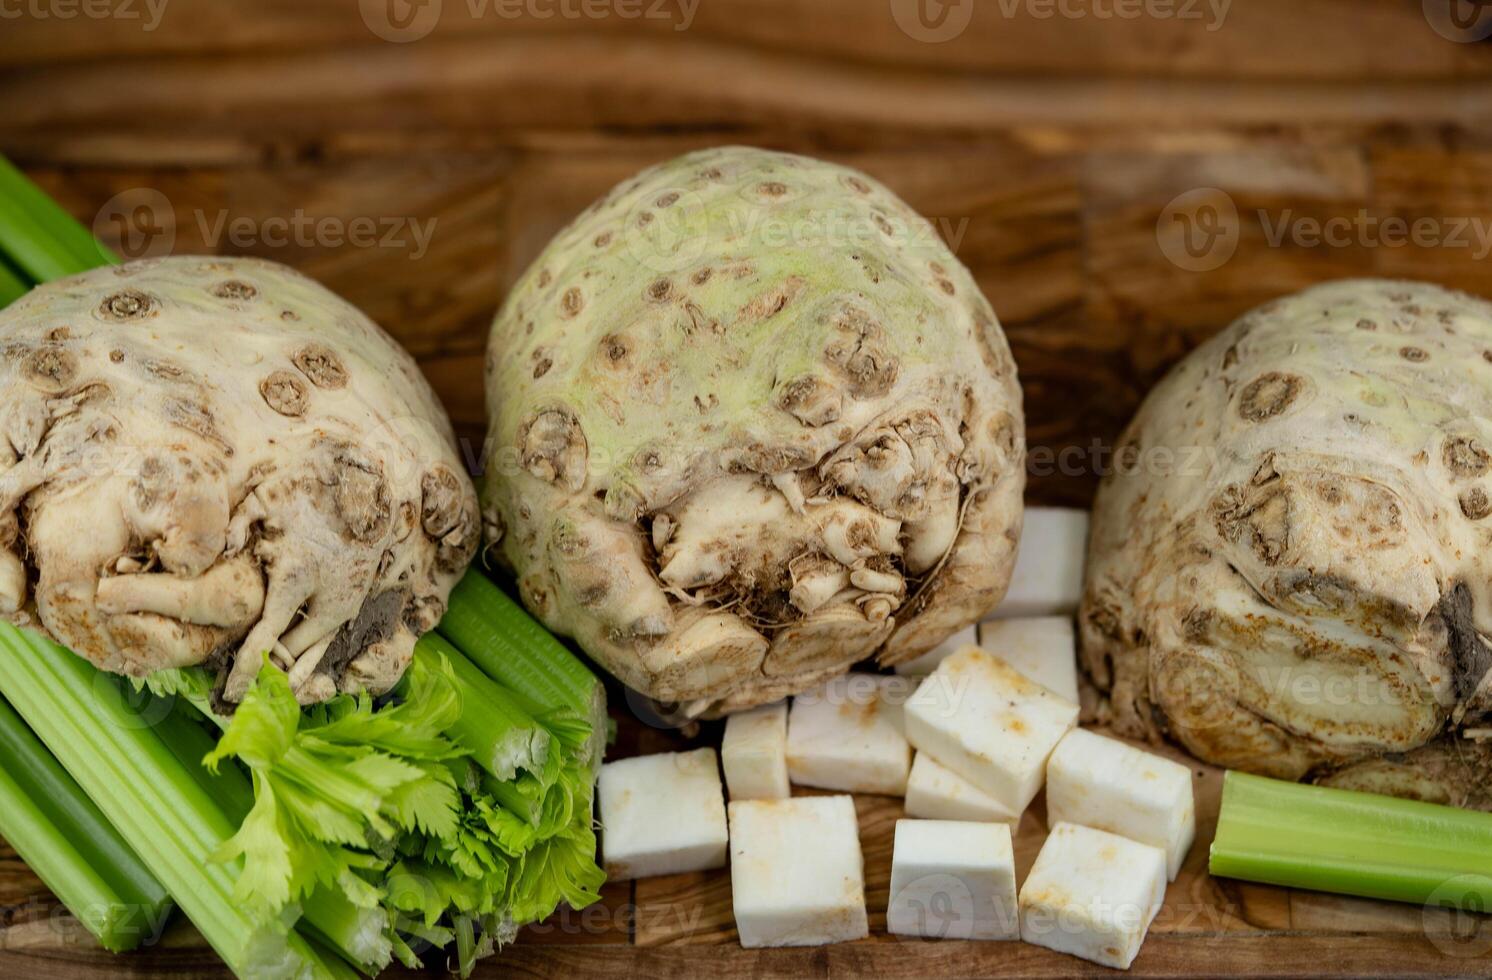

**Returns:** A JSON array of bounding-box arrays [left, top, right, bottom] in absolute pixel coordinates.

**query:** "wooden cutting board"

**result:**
[[1, 0, 1490, 974]]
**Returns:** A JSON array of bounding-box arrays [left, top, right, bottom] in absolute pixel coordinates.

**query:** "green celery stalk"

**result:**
[[0, 253, 28, 307], [0, 155, 117, 280], [0, 695, 171, 952], [297, 886, 393, 976], [152, 697, 256, 819], [0, 624, 328, 978], [412, 633, 552, 781], [1210, 770, 1492, 908], [437, 571, 606, 771]]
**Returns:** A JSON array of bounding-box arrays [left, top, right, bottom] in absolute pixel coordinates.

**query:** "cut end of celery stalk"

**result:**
[[437, 571, 606, 774], [1210, 770, 1492, 910], [301, 887, 393, 976], [412, 633, 554, 782]]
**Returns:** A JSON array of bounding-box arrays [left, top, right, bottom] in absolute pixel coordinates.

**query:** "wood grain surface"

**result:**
[[2, 0, 1491, 975]]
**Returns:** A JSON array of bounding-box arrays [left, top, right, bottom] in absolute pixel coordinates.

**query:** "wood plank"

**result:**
[[483, 933, 1492, 978], [3, 0, 1486, 82], [4, 37, 1492, 146]]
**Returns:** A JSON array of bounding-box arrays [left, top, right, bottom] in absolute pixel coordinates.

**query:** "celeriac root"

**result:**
[[0, 257, 478, 703], [482, 147, 1025, 713], [1083, 280, 1492, 807]]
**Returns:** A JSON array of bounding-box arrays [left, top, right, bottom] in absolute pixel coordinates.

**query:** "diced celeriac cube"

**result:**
[[787, 673, 912, 795], [994, 507, 1088, 618], [1046, 728, 1196, 880], [976, 616, 1079, 704], [1018, 822, 1167, 970], [887, 819, 1019, 940], [904, 648, 1078, 815], [893, 623, 978, 676], [721, 702, 790, 801], [728, 795, 868, 947], [904, 752, 1019, 826], [598, 748, 727, 880]]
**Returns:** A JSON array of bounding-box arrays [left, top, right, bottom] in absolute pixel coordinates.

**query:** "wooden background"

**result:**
[[2, 0, 1491, 975]]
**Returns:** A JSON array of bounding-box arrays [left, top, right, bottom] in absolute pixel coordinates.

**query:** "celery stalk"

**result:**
[[412, 633, 552, 781], [437, 571, 606, 770], [0, 624, 325, 978], [1210, 770, 1492, 908], [0, 254, 28, 307], [152, 697, 256, 819], [298, 886, 393, 976], [0, 696, 171, 951], [0, 155, 116, 279]]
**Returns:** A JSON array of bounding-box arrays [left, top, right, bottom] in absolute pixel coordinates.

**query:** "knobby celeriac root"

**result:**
[[1082, 279, 1492, 808], [0, 257, 479, 704], [482, 147, 1025, 715]]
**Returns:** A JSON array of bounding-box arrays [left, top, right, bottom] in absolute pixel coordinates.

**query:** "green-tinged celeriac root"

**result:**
[[482, 147, 1025, 714], [0, 257, 479, 703], [1082, 279, 1492, 808]]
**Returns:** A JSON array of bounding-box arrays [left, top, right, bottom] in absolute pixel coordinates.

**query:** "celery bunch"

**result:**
[[0, 159, 607, 976], [176, 596, 608, 975], [0, 570, 607, 977], [0, 627, 353, 978]]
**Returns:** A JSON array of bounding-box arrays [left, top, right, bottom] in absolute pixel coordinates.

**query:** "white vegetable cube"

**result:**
[[721, 702, 790, 801], [976, 616, 1079, 704], [904, 753, 1020, 826], [904, 648, 1078, 814], [598, 748, 727, 880], [887, 819, 1019, 941], [893, 624, 978, 676], [728, 795, 868, 948], [995, 507, 1089, 618], [787, 673, 912, 795], [1018, 822, 1167, 970], [1046, 729, 1196, 880]]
